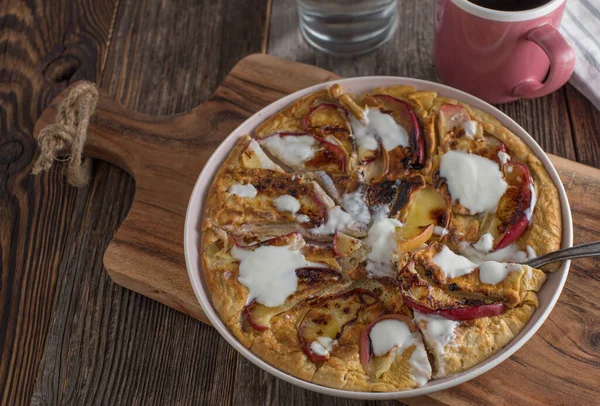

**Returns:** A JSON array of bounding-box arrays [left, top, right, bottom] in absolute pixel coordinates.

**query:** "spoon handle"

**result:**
[[524, 241, 600, 268]]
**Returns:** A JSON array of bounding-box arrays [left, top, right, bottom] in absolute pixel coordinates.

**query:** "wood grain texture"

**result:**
[[32, 53, 600, 406], [2, 0, 598, 405], [0, 1, 118, 404], [30, 0, 269, 404]]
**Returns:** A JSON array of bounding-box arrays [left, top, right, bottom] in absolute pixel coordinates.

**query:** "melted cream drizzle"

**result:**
[[341, 190, 371, 225], [229, 183, 257, 198], [473, 233, 494, 254], [440, 150, 507, 214], [413, 311, 459, 376], [262, 134, 317, 167], [497, 151, 511, 165], [273, 195, 300, 214], [478, 261, 522, 284], [351, 108, 409, 152], [432, 245, 477, 278], [365, 218, 403, 278], [232, 244, 324, 307], [309, 206, 356, 235], [310, 336, 335, 356]]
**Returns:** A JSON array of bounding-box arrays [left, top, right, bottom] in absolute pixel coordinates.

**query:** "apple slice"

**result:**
[[244, 267, 342, 331], [494, 162, 533, 249], [438, 103, 471, 136], [229, 232, 304, 250], [396, 224, 434, 253], [301, 103, 349, 131], [333, 231, 363, 257], [398, 186, 450, 239], [240, 139, 284, 172], [260, 132, 346, 173], [298, 288, 379, 362], [403, 296, 505, 321], [372, 95, 425, 167], [359, 314, 417, 373]]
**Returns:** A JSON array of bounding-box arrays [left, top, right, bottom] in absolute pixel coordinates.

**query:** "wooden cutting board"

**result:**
[[33, 54, 600, 404]]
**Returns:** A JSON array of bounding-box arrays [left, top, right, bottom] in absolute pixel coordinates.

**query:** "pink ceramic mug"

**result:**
[[434, 0, 576, 103]]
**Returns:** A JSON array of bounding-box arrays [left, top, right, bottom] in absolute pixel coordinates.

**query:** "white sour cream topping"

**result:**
[[232, 244, 324, 307], [309, 206, 356, 235], [497, 151, 511, 165], [433, 245, 477, 278], [526, 245, 537, 259], [440, 150, 508, 214], [248, 140, 282, 171], [478, 261, 522, 285], [351, 108, 409, 152], [365, 218, 403, 278], [433, 226, 448, 237], [369, 319, 431, 386], [310, 336, 335, 357], [229, 183, 257, 198], [462, 120, 478, 138], [342, 190, 371, 225], [524, 183, 537, 221], [369, 320, 412, 356], [473, 233, 494, 254], [262, 135, 317, 167], [460, 241, 531, 264], [413, 311, 459, 376], [408, 343, 432, 387], [296, 214, 310, 223], [273, 195, 300, 214]]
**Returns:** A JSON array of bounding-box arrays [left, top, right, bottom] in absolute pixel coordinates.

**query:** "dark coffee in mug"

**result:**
[[467, 0, 552, 11]]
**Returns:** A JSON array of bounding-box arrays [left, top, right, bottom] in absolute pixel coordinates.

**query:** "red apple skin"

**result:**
[[494, 161, 533, 250], [243, 301, 270, 331], [301, 103, 348, 130], [403, 296, 505, 321], [359, 314, 416, 373], [373, 94, 425, 166], [495, 215, 529, 250], [439, 103, 471, 134]]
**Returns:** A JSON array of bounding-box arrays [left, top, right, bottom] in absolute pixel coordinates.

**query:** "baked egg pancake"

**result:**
[[201, 84, 561, 391]]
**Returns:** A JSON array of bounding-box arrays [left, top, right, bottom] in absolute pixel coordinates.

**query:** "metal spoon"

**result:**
[[524, 241, 600, 268]]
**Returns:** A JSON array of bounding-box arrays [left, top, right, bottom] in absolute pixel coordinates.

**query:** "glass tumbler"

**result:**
[[297, 0, 399, 56]]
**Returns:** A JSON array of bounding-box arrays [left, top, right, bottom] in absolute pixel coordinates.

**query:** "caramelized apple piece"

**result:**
[[398, 185, 450, 239], [396, 224, 434, 253], [244, 267, 343, 330], [403, 296, 504, 321], [373, 94, 425, 167], [495, 162, 533, 249], [333, 231, 363, 257], [298, 288, 378, 362], [359, 314, 417, 373]]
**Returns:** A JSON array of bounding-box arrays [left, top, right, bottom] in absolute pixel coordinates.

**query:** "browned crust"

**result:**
[[200, 85, 563, 392]]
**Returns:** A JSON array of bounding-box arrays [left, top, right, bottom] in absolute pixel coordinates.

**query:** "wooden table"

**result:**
[[1, 1, 599, 405]]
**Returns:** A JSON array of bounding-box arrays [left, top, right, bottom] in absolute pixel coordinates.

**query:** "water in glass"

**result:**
[[297, 0, 398, 56]]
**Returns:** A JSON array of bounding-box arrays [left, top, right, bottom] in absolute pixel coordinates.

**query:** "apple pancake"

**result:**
[[200, 84, 562, 391]]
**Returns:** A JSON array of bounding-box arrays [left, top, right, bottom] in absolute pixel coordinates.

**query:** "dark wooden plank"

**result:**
[[30, 0, 269, 404], [0, 1, 118, 404], [565, 83, 600, 167]]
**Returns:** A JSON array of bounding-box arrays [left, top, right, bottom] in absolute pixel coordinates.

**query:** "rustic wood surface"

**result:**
[[1, 0, 599, 405]]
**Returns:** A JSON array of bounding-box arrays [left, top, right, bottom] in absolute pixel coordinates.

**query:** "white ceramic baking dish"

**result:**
[[184, 77, 573, 400]]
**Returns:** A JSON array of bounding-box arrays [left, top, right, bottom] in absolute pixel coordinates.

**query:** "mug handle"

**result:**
[[512, 23, 576, 99]]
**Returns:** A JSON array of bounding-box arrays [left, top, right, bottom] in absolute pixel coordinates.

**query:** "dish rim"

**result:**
[[184, 76, 573, 400]]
